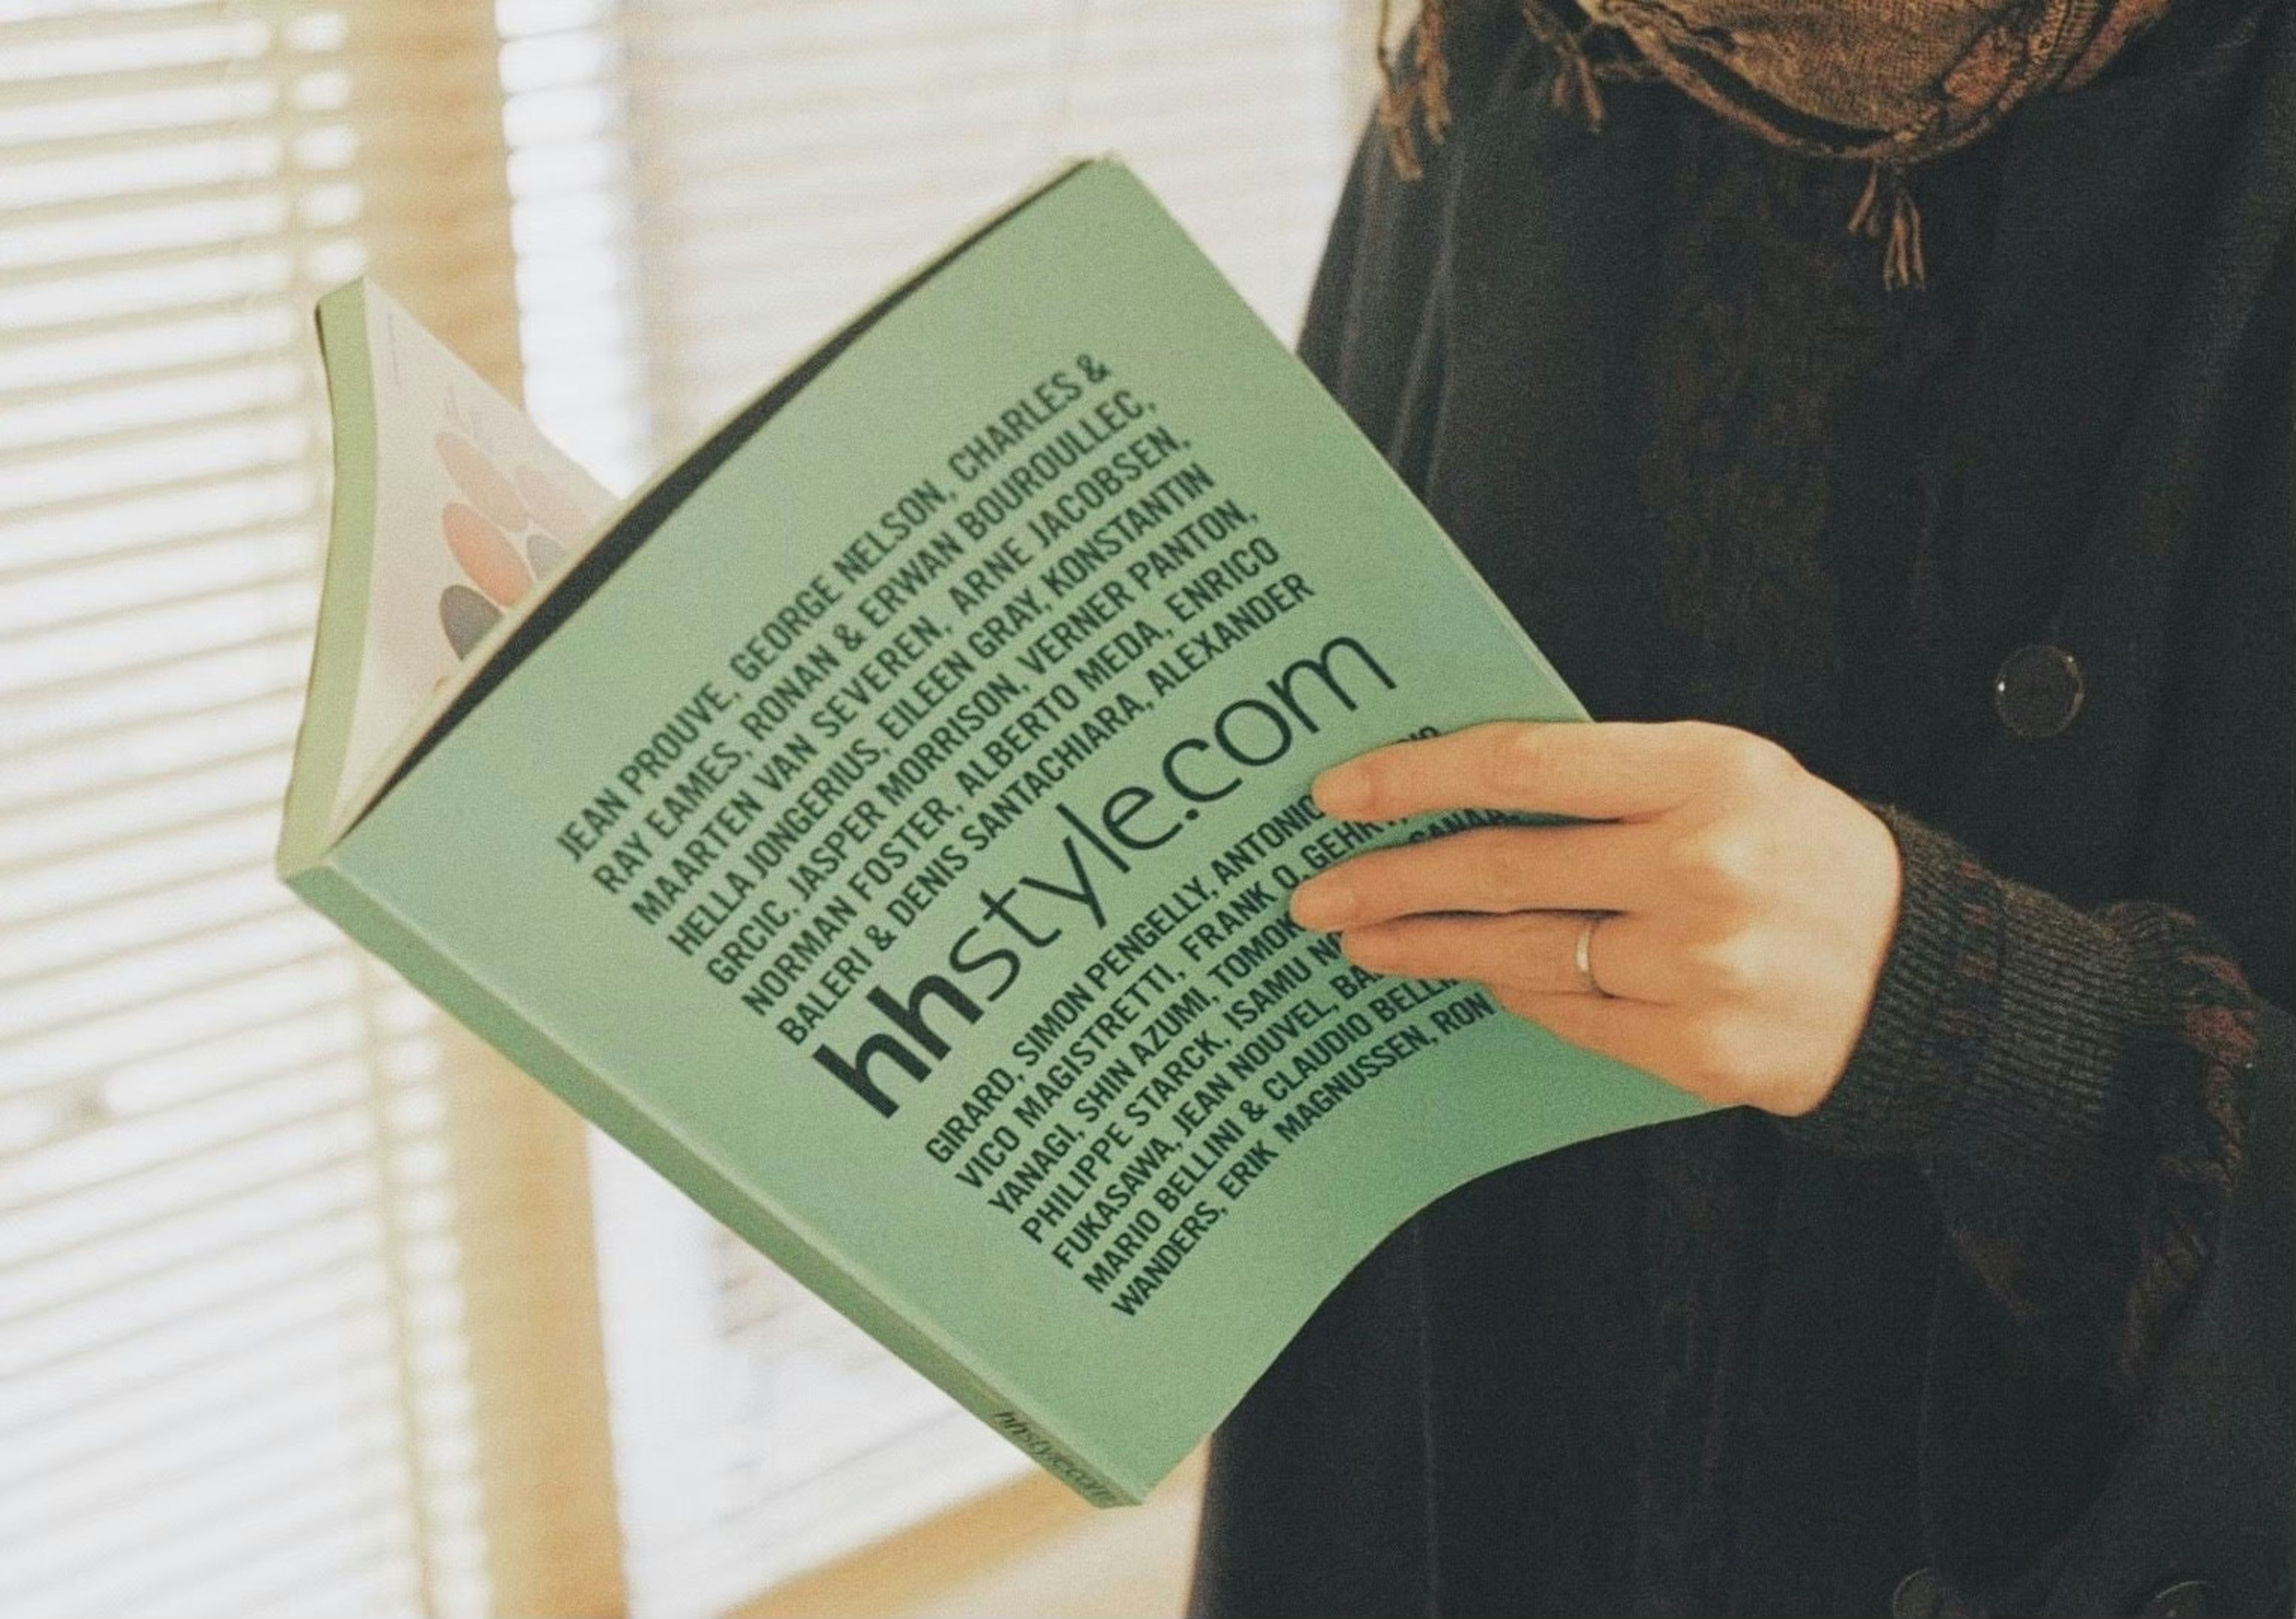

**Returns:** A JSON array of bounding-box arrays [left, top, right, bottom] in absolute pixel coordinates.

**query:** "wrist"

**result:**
[[1781, 805, 2148, 1178]]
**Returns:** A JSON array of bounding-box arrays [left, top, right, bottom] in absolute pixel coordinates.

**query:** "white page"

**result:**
[[332, 283, 619, 821]]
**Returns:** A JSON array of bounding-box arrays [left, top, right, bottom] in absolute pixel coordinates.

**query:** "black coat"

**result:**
[[1188, 5, 2294, 1617]]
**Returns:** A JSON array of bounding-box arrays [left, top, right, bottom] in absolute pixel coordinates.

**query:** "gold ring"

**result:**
[[1574, 913, 1613, 998]]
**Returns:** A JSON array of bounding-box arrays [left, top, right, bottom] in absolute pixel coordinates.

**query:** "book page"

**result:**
[[329, 283, 616, 821]]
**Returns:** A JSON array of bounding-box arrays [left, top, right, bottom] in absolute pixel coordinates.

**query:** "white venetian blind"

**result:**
[[491, 4, 1369, 1615], [0, 5, 503, 1615], [4, 1, 1370, 1614]]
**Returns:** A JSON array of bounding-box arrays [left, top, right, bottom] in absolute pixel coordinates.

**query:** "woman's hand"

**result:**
[[1289, 720, 1904, 1117]]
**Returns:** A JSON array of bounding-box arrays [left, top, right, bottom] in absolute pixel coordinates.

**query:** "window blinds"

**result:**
[[494, 4, 1367, 1615], [0, 6, 496, 1615], [2, 2, 1370, 1614], [629, 0, 1360, 447]]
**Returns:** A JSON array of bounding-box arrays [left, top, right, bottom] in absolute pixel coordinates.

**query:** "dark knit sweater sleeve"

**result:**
[[1781, 803, 2260, 1401]]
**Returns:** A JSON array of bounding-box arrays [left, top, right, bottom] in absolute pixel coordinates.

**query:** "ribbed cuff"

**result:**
[[1781, 804, 2151, 1187]]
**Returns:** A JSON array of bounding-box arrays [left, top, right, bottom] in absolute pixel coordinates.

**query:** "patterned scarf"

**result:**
[[1375, 0, 2171, 285]]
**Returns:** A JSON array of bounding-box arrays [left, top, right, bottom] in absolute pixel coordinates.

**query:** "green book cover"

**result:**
[[280, 158, 1701, 1507]]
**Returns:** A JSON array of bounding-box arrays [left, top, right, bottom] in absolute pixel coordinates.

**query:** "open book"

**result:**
[[279, 158, 1700, 1506]]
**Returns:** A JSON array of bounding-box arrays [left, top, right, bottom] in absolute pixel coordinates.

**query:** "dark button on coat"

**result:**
[[1993, 643, 2087, 740]]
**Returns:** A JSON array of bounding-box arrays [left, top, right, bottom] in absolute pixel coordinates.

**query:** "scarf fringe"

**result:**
[[1849, 163, 1928, 291], [1375, 2, 1929, 292], [1375, 0, 1452, 181], [1516, 3, 1642, 133]]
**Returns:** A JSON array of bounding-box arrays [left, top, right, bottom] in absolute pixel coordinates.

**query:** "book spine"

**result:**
[[288, 859, 1148, 1507]]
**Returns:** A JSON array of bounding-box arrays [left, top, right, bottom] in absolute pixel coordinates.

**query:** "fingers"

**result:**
[[1311, 719, 1794, 824], [1290, 821, 1667, 930], [1337, 909, 1678, 1003], [1333, 911, 1776, 1109]]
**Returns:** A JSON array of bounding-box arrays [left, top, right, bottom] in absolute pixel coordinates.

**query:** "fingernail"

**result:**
[[1289, 876, 1352, 931], [1312, 761, 1372, 818]]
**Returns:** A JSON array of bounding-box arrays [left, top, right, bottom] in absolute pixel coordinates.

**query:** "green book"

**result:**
[[280, 158, 1700, 1507]]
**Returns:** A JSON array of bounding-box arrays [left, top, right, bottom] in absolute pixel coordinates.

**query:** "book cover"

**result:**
[[280, 158, 1701, 1506]]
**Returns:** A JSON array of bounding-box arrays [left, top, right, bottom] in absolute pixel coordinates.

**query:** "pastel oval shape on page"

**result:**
[[436, 432, 529, 530], [526, 529, 568, 579], [439, 584, 501, 659], [442, 501, 530, 606], [515, 465, 596, 543]]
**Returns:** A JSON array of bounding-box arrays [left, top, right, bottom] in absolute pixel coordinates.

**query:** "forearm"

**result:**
[[1782, 804, 2261, 1400]]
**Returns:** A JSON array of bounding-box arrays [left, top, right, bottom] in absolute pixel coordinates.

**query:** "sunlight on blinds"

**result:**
[[494, 4, 1364, 1615], [0, 5, 490, 1615], [625, 0, 1360, 450], [496, 0, 652, 494]]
